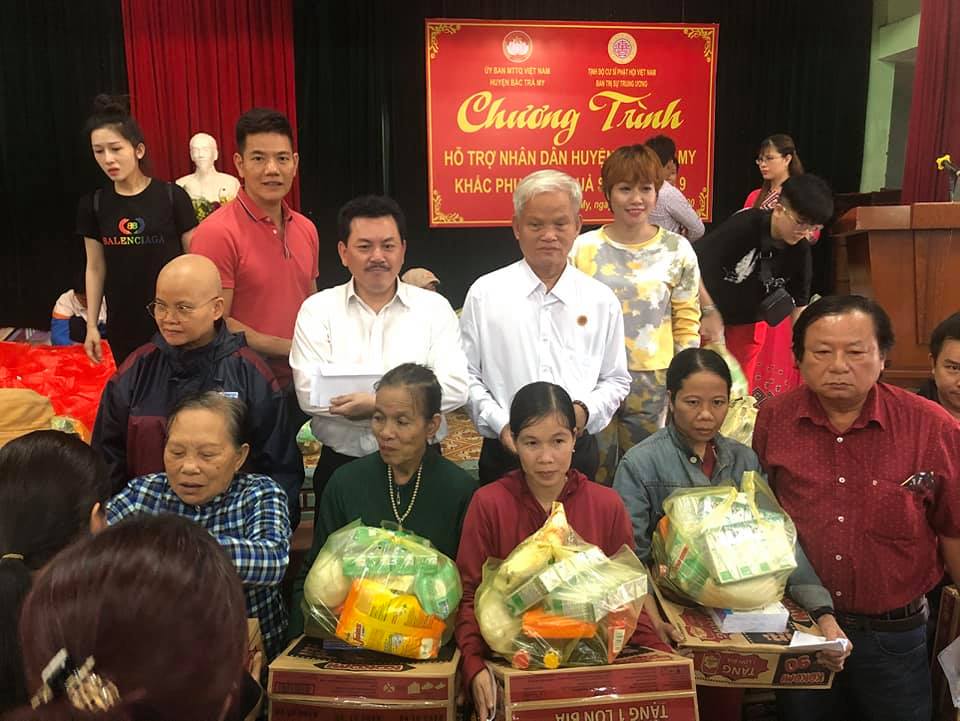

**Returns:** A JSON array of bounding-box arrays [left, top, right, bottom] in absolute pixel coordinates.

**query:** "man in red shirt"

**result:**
[[191, 108, 319, 389], [754, 295, 960, 721]]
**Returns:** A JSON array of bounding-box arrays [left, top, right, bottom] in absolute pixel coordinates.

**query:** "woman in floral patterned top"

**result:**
[[569, 144, 700, 483]]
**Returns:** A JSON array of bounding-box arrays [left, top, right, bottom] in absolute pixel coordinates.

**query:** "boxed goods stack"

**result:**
[[270, 522, 465, 720], [489, 647, 699, 721], [269, 638, 459, 721]]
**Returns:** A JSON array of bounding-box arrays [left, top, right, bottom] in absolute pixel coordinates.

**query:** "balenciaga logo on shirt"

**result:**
[[102, 216, 164, 246]]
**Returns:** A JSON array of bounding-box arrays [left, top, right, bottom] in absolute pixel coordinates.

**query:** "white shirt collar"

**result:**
[[345, 277, 408, 312], [518, 258, 577, 305]]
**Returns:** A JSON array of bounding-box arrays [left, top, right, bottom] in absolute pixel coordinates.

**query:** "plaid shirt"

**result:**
[[107, 472, 291, 658]]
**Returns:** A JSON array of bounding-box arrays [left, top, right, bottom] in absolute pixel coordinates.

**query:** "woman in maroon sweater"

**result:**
[[455, 381, 670, 718]]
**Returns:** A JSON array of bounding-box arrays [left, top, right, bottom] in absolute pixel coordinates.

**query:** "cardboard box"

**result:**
[[248, 619, 264, 660], [246, 619, 267, 720], [654, 585, 835, 688], [489, 646, 699, 721], [932, 585, 960, 721], [268, 636, 458, 721]]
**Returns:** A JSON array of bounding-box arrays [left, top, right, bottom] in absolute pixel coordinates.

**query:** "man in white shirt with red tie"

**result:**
[[460, 169, 631, 484]]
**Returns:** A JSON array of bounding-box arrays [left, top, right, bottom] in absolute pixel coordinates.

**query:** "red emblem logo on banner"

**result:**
[[607, 32, 637, 64]]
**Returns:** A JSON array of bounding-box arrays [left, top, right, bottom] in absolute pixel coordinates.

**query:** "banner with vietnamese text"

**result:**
[[426, 20, 718, 226]]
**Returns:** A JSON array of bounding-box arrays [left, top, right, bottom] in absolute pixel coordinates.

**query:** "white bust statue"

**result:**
[[176, 133, 240, 205]]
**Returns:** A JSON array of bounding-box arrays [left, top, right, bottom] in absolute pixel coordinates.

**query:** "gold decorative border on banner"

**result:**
[[682, 27, 715, 63], [428, 23, 461, 60], [696, 187, 709, 216], [431, 190, 464, 224]]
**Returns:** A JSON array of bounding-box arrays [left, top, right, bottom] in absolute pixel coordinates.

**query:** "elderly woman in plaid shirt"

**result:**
[[107, 390, 291, 658]]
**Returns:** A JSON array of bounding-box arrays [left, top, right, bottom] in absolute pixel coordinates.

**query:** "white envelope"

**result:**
[[788, 631, 850, 653], [309, 363, 382, 409]]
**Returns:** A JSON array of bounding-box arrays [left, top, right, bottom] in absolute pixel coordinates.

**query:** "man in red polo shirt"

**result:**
[[191, 108, 319, 389], [754, 295, 960, 721]]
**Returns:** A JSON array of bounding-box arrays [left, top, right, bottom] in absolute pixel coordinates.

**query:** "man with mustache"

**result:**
[[290, 195, 468, 499]]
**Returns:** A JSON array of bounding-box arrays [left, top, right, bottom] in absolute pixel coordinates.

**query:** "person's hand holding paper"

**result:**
[[310, 363, 381, 417], [329, 392, 376, 419], [811, 615, 853, 672]]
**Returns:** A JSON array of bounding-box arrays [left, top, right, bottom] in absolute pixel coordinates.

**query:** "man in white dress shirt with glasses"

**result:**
[[460, 170, 631, 484]]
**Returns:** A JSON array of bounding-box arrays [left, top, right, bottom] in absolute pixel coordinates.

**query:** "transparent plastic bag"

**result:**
[[704, 342, 749, 399], [704, 341, 758, 445], [302, 521, 462, 659], [720, 396, 759, 447], [475, 503, 648, 669], [651, 471, 797, 610]]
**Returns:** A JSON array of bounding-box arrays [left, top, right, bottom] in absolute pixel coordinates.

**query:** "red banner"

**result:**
[[425, 20, 718, 227]]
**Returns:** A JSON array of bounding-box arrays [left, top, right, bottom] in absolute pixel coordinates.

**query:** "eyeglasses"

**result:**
[[755, 154, 784, 166], [779, 204, 823, 232], [146, 297, 219, 319]]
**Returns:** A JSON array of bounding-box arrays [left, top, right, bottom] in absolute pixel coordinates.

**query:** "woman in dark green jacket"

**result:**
[[288, 363, 476, 638]]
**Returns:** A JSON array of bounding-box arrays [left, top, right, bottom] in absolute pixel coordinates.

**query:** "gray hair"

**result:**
[[166, 391, 249, 447], [512, 170, 582, 216]]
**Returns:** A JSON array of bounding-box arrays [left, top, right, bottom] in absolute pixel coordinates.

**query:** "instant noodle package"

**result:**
[[475, 503, 648, 670], [302, 522, 461, 660], [651, 471, 797, 610]]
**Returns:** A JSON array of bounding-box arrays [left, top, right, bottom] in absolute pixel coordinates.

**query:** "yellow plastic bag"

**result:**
[[720, 396, 759, 447], [475, 503, 648, 670], [704, 342, 759, 445], [651, 471, 797, 610]]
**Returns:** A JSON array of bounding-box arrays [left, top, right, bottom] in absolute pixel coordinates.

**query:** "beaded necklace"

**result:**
[[387, 463, 423, 529]]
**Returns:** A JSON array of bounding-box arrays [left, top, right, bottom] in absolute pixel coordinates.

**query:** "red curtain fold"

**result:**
[[901, 0, 960, 204], [120, 0, 300, 207]]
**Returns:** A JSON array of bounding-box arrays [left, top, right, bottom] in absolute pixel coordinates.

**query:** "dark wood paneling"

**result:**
[[831, 202, 960, 388]]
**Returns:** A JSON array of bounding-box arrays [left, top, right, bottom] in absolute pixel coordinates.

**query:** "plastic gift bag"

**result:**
[[296, 421, 321, 456], [704, 342, 758, 445], [475, 503, 648, 670], [0, 340, 115, 432], [651, 471, 797, 610], [302, 521, 461, 660]]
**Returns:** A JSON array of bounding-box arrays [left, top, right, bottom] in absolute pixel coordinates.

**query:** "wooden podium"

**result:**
[[832, 202, 960, 387]]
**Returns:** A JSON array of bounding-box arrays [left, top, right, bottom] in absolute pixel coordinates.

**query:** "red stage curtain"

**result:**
[[901, 0, 960, 204], [120, 0, 299, 206]]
